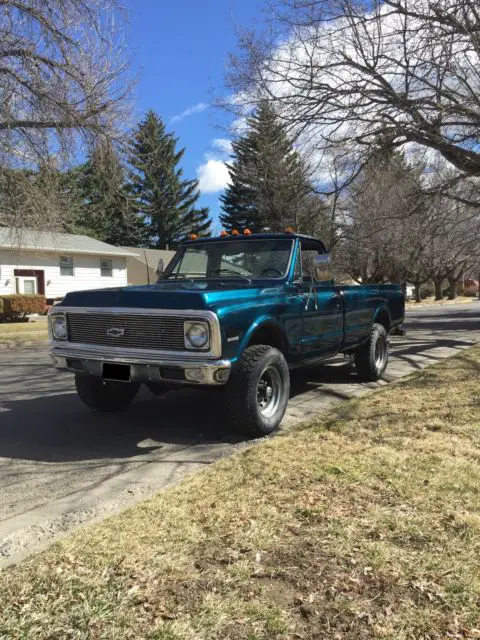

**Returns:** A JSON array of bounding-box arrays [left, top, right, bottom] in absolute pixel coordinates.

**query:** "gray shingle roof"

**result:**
[[0, 228, 137, 257]]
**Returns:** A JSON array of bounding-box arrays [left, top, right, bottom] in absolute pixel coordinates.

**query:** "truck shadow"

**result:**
[[0, 384, 244, 467]]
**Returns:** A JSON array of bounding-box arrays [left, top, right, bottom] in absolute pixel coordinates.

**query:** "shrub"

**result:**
[[464, 285, 478, 297], [0, 295, 46, 320]]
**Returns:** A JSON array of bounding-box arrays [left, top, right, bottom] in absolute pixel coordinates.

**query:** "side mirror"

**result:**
[[313, 254, 334, 283]]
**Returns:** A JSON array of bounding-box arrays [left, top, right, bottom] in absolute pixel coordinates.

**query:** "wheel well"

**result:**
[[247, 323, 288, 355], [375, 310, 391, 332]]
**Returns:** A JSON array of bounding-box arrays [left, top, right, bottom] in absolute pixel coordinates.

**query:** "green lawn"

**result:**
[[1, 346, 479, 639]]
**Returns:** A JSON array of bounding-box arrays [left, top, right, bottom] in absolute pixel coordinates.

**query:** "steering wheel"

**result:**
[[260, 267, 283, 277]]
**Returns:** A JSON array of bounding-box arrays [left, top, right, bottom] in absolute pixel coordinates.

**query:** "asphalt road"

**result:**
[[1, 301, 479, 567]]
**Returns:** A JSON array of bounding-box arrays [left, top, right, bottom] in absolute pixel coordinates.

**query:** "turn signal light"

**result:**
[[243, 228, 252, 235], [231, 229, 240, 235], [189, 233, 198, 240], [220, 230, 229, 237], [284, 226, 295, 233]]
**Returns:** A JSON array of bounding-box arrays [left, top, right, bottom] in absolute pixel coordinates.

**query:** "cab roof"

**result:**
[[183, 232, 325, 247]]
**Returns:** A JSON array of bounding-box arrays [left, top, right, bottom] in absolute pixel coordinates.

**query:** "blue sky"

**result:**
[[125, 0, 262, 230]]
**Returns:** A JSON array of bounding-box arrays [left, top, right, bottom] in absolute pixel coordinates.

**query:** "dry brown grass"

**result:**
[[1, 346, 480, 639], [405, 296, 476, 308]]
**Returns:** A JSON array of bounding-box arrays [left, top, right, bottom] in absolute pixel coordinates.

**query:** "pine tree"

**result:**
[[220, 102, 314, 233], [129, 110, 211, 249], [0, 164, 81, 231], [74, 141, 145, 246]]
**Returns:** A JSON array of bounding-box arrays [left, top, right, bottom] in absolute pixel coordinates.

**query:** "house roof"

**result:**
[[0, 228, 136, 257], [121, 247, 176, 269]]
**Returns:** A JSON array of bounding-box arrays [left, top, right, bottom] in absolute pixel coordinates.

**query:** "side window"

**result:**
[[100, 258, 113, 277], [301, 249, 318, 282], [60, 256, 74, 276]]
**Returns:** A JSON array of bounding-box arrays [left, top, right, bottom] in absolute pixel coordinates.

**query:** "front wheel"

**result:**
[[224, 345, 290, 438], [354, 322, 389, 381], [75, 375, 140, 411]]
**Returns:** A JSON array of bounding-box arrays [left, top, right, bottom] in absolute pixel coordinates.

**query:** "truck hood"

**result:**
[[60, 282, 283, 317]]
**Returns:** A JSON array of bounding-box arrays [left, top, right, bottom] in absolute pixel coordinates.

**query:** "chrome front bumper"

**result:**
[[50, 344, 231, 386]]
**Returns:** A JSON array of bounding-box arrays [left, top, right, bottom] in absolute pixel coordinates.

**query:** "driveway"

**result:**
[[1, 301, 479, 567]]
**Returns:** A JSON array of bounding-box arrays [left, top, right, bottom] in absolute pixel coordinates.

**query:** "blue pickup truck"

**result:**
[[49, 232, 405, 437]]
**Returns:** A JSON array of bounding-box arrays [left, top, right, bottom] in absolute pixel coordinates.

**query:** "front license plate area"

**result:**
[[103, 363, 131, 382]]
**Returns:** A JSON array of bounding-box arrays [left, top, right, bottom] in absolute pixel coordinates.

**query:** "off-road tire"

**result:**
[[354, 322, 389, 381], [224, 345, 290, 438], [75, 375, 140, 411]]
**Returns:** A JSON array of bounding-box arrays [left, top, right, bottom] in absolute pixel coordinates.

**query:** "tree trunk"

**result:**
[[414, 281, 421, 303], [433, 277, 443, 301], [447, 276, 458, 300]]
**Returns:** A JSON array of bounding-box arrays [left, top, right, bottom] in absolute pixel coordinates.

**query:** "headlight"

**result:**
[[51, 314, 67, 340], [184, 321, 209, 349]]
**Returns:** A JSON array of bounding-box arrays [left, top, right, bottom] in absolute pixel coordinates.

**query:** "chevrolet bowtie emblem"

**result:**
[[106, 327, 125, 337]]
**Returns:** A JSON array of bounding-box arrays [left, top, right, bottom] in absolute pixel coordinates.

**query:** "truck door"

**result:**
[[299, 239, 343, 358]]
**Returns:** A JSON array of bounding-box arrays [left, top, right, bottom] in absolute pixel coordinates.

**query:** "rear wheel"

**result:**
[[75, 375, 140, 411], [354, 323, 389, 381], [224, 345, 290, 437]]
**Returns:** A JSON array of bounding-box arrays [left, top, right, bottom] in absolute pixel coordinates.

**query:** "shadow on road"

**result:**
[[0, 385, 246, 464]]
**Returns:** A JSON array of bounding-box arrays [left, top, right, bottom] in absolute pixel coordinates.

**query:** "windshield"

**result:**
[[163, 239, 294, 281]]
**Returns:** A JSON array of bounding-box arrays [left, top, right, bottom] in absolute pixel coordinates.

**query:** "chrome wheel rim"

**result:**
[[257, 365, 282, 418], [375, 335, 387, 370]]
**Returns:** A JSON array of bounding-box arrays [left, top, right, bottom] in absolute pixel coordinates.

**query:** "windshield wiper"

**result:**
[[162, 274, 196, 283], [209, 269, 252, 283]]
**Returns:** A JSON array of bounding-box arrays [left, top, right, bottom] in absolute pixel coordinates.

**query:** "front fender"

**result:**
[[240, 315, 286, 354], [222, 313, 288, 364]]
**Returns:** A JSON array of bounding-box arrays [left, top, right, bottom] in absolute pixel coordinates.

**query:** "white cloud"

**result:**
[[211, 138, 233, 155], [170, 102, 209, 123], [197, 159, 230, 193]]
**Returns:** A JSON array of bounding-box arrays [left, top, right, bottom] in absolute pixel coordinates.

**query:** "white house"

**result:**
[[0, 228, 136, 304]]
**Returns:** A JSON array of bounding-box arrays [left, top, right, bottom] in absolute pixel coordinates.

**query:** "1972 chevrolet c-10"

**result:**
[[49, 232, 405, 437]]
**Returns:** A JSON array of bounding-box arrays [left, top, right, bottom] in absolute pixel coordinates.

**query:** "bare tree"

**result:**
[[332, 143, 480, 299], [0, 0, 131, 227], [335, 148, 425, 283], [228, 0, 480, 192]]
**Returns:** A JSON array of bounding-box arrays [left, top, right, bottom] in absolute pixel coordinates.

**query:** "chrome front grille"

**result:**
[[66, 312, 186, 351]]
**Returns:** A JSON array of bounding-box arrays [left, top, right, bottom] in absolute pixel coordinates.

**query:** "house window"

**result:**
[[100, 258, 113, 277], [60, 256, 74, 276]]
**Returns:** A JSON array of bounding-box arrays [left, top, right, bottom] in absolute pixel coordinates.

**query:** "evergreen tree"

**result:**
[[0, 164, 81, 230], [220, 102, 314, 232], [74, 141, 145, 246], [129, 110, 211, 249]]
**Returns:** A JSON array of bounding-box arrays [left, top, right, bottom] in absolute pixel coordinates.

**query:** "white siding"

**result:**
[[0, 249, 127, 298]]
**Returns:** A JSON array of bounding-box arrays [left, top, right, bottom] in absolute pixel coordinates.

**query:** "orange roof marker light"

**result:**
[[231, 229, 240, 235], [189, 233, 198, 240], [243, 228, 252, 235], [220, 230, 229, 237], [284, 226, 295, 234]]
